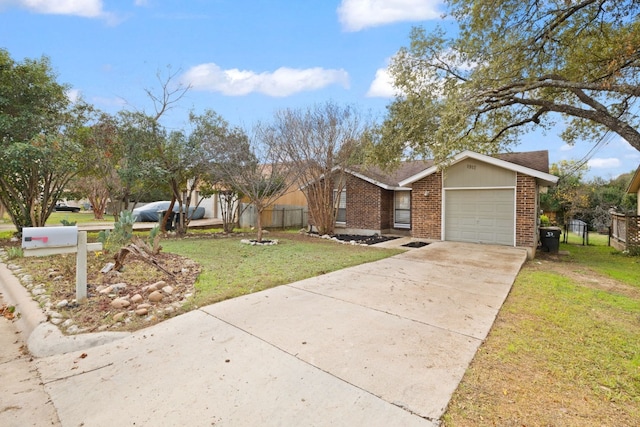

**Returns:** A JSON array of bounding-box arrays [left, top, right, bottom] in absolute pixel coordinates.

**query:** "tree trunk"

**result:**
[[256, 207, 263, 242]]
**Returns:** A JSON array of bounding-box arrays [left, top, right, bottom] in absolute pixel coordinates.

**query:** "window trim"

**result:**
[[394, 190, 411, 229], [334, 189, 346, 225]]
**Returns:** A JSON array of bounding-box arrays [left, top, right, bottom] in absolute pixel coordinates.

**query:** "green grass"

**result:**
[[46, 211, 115, 225], [561, 242, 640, 287], [163, 233, 403, 308], [445, 243, 640, 426]]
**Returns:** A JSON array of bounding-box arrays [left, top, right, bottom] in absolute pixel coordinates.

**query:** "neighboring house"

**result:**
[[330, 150, 558, 258], [628, 165, 640, 215], [611, 165, 640, 252], [193, 172, 309, 229]]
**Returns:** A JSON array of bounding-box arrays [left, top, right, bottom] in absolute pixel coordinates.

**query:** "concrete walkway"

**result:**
[[1, 241, 527, 426]]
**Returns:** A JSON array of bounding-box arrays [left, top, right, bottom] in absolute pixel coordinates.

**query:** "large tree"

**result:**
[[377, 0, 640, 164], [190, 109, 252, 233], [258, 102, 369, 234], [214, 132, 291, 243], [0, 49, 86, 230], [72, 111, 123, 220]]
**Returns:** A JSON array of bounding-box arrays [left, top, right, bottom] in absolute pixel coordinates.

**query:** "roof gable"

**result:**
[[345, 160, 434, 190], [627, 165, 640, 193], [396, 151, 558, 187]]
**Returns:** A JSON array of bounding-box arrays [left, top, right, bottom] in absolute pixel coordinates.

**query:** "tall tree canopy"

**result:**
[[377, 0, 640, 164], [0, 49, 87, 230]]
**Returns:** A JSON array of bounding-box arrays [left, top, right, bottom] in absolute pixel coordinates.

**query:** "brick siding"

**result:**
[[515, 173, 537, 248], [410, 171, 442, 239], [345, 175, 387, 230]]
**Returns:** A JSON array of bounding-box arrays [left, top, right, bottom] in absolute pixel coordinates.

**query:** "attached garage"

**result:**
[[444, 189, 515, 245], [437, 157, 517, 245]]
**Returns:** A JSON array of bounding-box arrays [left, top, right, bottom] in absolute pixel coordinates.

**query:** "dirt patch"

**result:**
[[532, 251, 640, 299]]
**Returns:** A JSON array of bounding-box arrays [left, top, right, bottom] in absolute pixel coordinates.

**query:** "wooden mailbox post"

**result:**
[[22, 226, 102, 302]]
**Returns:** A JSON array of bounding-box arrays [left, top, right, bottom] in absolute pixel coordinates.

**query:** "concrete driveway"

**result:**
[[5, 241, 527, 426]]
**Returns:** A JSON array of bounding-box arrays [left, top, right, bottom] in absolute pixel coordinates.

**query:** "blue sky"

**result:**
[[1, 0, 638, 180]]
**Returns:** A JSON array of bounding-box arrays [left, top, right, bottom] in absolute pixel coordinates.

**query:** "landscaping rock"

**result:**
[[130, 294, 143, 304], [148, 291, 163, 303], [162, 285, 174, 295], [111, 298, 131, 309], [113, 312, 126, 322]]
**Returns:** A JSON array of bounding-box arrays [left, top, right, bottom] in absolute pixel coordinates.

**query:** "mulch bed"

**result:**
[[331, 234, 400, 245], [401, 241, 429, 248]]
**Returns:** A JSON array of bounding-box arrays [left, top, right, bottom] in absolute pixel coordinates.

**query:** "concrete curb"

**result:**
[[0, 262, 47, 342], [0, 260, 129, 358]]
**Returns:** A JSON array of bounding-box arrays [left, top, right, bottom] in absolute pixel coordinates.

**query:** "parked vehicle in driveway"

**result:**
[[132, 201, 205, 222], [54, 202, 81, 213]]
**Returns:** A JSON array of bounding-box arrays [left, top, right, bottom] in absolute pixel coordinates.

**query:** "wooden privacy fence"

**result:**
[[610, 212, 640, 253], [239, 204, 308, 229]]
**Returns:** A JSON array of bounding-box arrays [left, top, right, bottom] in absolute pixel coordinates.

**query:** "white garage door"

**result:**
[[444, 189, 515, 246]]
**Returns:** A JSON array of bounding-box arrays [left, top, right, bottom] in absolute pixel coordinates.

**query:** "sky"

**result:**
[[1, 0, 638, 180]]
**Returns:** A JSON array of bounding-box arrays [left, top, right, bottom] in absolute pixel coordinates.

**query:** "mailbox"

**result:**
[[22, 226, 78, 249]]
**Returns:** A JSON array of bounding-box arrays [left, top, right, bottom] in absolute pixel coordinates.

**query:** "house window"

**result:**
[[334, 189, 346, 224], [394, 191, 411, 229]]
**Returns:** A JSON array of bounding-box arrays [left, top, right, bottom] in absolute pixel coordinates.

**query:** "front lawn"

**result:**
[[163, 232, 402, 308], [443, 243, 640, 426]]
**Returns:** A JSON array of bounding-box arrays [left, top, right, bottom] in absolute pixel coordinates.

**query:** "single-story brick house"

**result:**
[[332, 150, 558, 258]]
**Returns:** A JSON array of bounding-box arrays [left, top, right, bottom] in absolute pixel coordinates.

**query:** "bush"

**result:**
[[539, 214, 550, 227]]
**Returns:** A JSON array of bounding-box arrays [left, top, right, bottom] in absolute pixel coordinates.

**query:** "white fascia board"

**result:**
[[398, 150, 559, 187]]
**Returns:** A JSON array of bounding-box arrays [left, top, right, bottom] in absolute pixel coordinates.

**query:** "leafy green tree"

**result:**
[[0, 49, 87, 230], [377, 0, 640, 163], [189, 109, 252, 233], [72, 111, 123, 219], [540, 160, 590, 225], [580, 171, 638, 231]]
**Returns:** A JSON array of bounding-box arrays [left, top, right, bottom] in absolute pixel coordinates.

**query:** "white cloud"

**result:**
[[134, 0, 149, 6], [337, 0, 443, 32], [0, 0, 121, 22], [15, 0, 104, 17], [366, 68, 399, 98], [559, 144, 573, 152], [588, 157, 621, 168], [181, 63, 350, 97]]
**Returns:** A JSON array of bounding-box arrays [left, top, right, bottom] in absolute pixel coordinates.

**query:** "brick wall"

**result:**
[[516, 173, 537, 248], [410, 172, 442, 239], [345, 175, 386, 230]]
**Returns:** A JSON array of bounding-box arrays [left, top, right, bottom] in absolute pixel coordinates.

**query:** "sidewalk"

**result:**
[[0, 294, 60, 426]]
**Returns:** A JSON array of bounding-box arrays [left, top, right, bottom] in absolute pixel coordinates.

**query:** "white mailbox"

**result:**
[[22, 226, 78, 249]]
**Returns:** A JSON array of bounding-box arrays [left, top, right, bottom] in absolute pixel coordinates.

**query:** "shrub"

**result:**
[[539, 214, 550, 227], [98, 211, 136, 253]]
